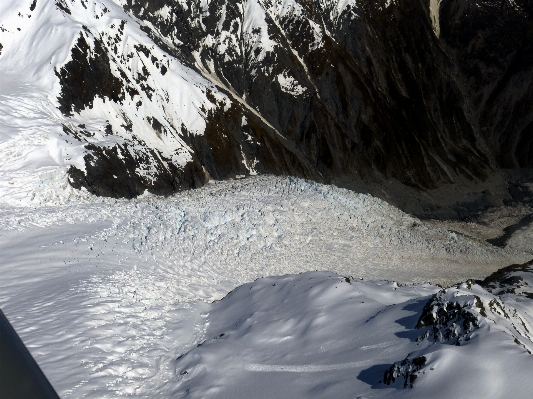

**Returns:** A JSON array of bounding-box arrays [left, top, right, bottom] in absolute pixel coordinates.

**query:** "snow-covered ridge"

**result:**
[[0, 0, 228, 203], [2, 0, 531, 214], [170, 272, 533, 398], [1, 0, 341, 203]]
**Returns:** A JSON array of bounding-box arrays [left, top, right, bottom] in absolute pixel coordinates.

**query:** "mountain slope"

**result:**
[[0, 0, 532, 217]]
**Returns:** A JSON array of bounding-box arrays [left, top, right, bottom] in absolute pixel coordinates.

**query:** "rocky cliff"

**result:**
[[1, 0, 531, 217]]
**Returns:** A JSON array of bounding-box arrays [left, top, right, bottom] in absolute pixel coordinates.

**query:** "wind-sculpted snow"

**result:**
[[171, 273, 533, 398]]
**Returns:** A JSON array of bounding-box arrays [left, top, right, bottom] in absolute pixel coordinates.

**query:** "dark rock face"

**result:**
[[440, 0, 533, 170], [481, 259, 533, 297], [54, 0, 533, 213], [56, 33, 124, 116], [55, 1, 71, 15], [124, 0, 491, 189], [416, 288, 482, 345], [383, 355, 426, 388], [68, 144, 207, 199]]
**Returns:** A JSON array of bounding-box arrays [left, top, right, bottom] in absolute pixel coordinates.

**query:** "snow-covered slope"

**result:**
[[0, 176, 531, 397], [174, 273, 533, 398], [0, 0, 223, 204]]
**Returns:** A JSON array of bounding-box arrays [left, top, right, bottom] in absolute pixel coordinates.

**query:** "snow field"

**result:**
[[173, 273, 533, 398], [174, 273, 438, 398], [0, 176, 531, 397]]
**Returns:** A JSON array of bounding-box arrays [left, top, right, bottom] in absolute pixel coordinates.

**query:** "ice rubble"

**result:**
[[1, 176, 532, 398]]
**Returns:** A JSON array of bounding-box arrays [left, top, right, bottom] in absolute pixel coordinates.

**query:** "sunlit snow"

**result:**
[[1, 0, 533, 398], [1, 176, 531, 397]]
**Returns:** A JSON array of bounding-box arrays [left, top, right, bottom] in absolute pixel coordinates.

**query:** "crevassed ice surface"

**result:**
[[0, 176, 530, 397]]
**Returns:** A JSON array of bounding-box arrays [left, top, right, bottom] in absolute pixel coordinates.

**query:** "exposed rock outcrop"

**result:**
[[37, 0, 533, 214]]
